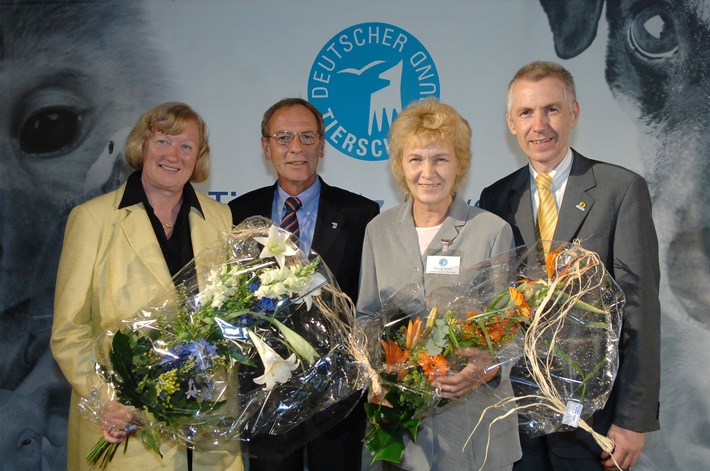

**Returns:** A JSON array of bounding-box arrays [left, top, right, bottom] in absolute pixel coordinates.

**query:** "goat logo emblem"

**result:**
[[308, 22, 440, 161]]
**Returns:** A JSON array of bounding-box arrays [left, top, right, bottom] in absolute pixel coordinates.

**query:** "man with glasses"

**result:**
[[229, 97, 379, 471]]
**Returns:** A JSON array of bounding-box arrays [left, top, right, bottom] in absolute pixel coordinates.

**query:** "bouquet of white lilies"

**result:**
[[80, 216, 368, 468]]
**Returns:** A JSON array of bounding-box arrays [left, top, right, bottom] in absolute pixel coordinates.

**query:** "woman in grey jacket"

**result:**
[[357, 99, 521, 471]]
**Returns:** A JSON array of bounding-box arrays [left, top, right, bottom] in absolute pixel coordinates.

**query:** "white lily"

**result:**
[[297, 272, 327, 311], [271, 318, 319, 366], [248, 330, 299, 390], [254, 225, 298, 268]]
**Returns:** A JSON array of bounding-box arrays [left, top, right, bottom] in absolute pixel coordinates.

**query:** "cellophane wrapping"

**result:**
[[79, 216, 368, 457], [359, 240, 623, 463]]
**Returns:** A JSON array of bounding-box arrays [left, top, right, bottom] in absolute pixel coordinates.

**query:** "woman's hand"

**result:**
[[101, 400, 137, 444], [433, 348, 499, 398]]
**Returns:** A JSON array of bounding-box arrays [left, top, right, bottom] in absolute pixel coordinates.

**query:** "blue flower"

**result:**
[[255, 297, 276, 313], [160, 339, 218, 371], [186, 379, 200, 399], [184, 339, 218, 371]]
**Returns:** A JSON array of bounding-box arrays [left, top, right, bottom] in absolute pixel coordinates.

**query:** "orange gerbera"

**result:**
[[509, 286, 532, 318], [380, 338, 410, 381], [418, 352, 449, 383]]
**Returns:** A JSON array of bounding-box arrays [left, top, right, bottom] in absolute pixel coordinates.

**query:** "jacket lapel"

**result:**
[[555, 152, 595, 242], [429, 196, 467, 255], [312, 179, 345, 258], [509, 169, 538, 245], [118, 201, 172, 289], [397, 198, 425, 261]]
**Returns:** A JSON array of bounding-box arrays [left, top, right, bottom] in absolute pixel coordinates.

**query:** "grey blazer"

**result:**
[[357, 196, 521, 471], [479, 150, 661, 458]]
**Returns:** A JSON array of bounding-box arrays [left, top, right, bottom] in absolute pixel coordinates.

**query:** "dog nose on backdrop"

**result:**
[[668, 228, 710, 329]]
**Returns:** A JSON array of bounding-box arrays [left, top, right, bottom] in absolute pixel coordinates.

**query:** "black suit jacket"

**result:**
[[229, 177, 379, 465], [229, 176, 380, 305], [479, 150, 661, 459]]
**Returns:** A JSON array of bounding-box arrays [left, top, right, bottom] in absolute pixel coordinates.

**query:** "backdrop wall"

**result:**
[[1, 1, 705, 470]]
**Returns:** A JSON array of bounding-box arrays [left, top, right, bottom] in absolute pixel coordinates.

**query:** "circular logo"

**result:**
[[308, 22, 440, 161], [438, 258, 448, 267]]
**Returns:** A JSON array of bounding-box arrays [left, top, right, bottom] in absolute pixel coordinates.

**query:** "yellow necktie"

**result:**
[[536, 173, 557, 253]]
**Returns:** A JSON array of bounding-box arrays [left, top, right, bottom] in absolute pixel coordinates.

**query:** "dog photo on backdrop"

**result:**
[[540, 0, 710, 469], [0, 2, 168, 469]]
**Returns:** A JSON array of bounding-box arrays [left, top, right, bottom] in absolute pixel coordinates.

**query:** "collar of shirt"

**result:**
[[272, 177, 321, 254], [529, 148, 573, 217], [118, 170, 204, 217]]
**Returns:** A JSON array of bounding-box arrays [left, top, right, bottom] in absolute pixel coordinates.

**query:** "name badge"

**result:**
[[425, 256, 460, 275]]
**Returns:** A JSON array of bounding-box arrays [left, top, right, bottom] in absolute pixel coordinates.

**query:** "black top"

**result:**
[[119, 171, 202, 280]]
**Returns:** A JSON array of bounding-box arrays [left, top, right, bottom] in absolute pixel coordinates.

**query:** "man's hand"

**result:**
[[601, 424, 644, 470]]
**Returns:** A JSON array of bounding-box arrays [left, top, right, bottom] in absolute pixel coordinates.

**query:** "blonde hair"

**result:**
[[124, 102, 210, 182], [388, 98, 471, 196]]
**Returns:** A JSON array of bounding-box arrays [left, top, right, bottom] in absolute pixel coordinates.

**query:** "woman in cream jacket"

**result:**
[[51, 103, 242, 470]]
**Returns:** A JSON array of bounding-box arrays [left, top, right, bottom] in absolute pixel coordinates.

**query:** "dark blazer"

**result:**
[[479, 150, 661, 459], [229, 176, 380, 304], [229, 177, 379, 469]]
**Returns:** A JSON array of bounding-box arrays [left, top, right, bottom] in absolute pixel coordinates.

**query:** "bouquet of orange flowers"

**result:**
[[362, 241, 624, 465], [361, 276, 529, 463]]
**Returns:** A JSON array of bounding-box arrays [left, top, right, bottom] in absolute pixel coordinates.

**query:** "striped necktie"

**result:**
[[535, 173, 558, 253], [280, 196, 302, 240]]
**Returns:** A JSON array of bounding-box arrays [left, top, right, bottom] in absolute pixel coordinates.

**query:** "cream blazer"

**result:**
[[51, 182, 242, 471]]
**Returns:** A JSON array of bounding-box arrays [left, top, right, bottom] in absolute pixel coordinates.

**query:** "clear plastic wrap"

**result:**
[[507, 241, 624, 439], [360, 240, 624, 464], [359, 249, 525, 463], [79, 216, 368, 465]]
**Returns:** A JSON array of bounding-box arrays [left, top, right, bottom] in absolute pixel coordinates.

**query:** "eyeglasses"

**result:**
[[268, 131, 321, 146]]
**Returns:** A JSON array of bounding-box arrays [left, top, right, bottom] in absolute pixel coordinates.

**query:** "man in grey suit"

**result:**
[[479, 61, 660, 471]]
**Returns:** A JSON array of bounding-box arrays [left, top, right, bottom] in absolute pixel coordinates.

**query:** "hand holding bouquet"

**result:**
[[362, 291, 527, 463], [465, 241, 624, 468]]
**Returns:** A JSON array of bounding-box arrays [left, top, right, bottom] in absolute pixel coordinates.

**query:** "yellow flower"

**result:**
[[425, 306, 438, 330]]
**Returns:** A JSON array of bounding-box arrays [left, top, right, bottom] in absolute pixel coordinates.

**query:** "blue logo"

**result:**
[[308, 22, 440, 161], [438, 258, 448, 267]]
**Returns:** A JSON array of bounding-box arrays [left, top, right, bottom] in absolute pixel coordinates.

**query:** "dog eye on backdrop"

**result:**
[[14, 87, 90, 158], [627, 4, 679, 59], [19, 107, 84, 156]]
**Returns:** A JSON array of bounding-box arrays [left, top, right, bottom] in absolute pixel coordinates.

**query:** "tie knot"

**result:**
[[285, 196, 302, 212], [535, 173, 553, 190]]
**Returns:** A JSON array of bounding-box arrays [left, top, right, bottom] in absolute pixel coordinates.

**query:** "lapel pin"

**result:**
[[331, 222, 338, 229], [440, 238, 452, 253], [575, 202, 587, 211]]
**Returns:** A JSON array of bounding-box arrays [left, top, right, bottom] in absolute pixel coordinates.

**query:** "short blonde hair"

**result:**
[[124, 102, 210, 183], [388, 98, 472, 196]]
